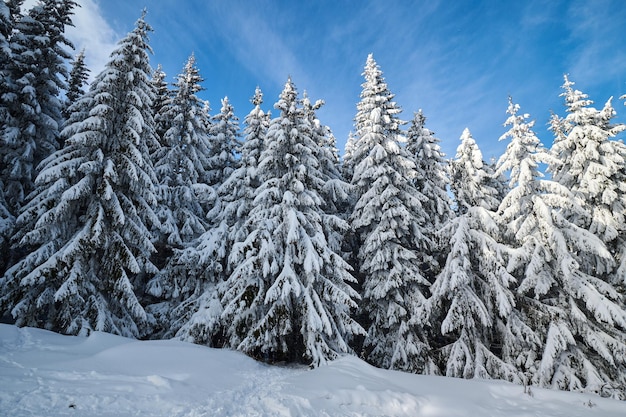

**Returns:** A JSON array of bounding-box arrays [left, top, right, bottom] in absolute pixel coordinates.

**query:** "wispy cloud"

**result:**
[[565, 0, 626, 91], [20, 0, 119, 81], [377, 2, 511, 158], [17, 0, 120, 79], [66, 0, 119, 78], [70, 0, 625, 161], [201, 1, 309, 92]]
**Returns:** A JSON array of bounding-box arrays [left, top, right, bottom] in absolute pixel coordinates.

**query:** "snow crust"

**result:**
[[2, 324, 625, 416]]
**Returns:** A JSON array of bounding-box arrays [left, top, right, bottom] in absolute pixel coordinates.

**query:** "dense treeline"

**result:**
[[1, 4, 626, 399]]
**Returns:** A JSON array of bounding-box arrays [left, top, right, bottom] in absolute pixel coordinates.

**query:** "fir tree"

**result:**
[[197, 94, 241, 280], [428, 128, 519, 382], [62, 48, 89, 121], [405, 110, 452, 279], [0, 13, 160, 338], [145, 54, 213, 337], [348, 54, 405, 183], [0, 180, 13, 277], [483, 156, 509, 209], [0, 1, 16, 276], [450, 128, 500, 213], [342, 131, 357, 183], [0, 1, 14, 112], [406, 110, 452, 224], [206, 96, 241, 189], [151, 64, 170, 145], [174, 87, 269, 346], [221, 78, 363, 366], [340, 130, 359, 267], [302, 93, 341, 183], [301, 92, 352, 253], [549, 76, 626, 283], [151, 54, 211, 251], [1, 0, 77, 214], [217, 87, 269, 257], [497, 98, 626, 398], [350, 55, 434, 373]]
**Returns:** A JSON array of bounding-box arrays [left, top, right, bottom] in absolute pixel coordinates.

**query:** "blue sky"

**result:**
[[62, 0, 626, 160]]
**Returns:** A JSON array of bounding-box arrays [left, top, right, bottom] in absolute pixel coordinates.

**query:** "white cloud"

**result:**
[[65, 0, 119, 78], [565, 0, 626, 88], [203, 2, 309, 92], [21, 0, 118, 78]]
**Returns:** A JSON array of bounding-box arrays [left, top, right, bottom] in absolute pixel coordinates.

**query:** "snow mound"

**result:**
[[1, 324, 625, 416]]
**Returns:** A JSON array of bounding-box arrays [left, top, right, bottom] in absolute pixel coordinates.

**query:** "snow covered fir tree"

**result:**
[[219, 78, 363, 366], [1, 12, 159, 338], [348, 54, 435, 373], [495, 98, 626, 398], [0, 0, 77, 274], [170, 88, 268, 346], [145, 53, 215, 338], [427, 126, 520, 382], [1, 7, 626, 400], [0, 0, 76, 215], [549, 76, 626, 284]]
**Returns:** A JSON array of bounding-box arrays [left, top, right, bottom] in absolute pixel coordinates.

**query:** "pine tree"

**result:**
[[549, 76, 626, 283], [406, 110, 452, 224], [496, 98, 626, 398], [350, 55, 434, 373], [301, 92, 352, 254], [220, 78, 363, 366], [62, 48, 89, 121], [174, 87, 269, 346], [151, 64, 170, 145], [206, 96, 241, 189], [0, 12, 160, 338], [342, 131, 357, 182], [428, 128, 519, 382], [450, 128, 500, 213], [145, 54, 213, 337], [1, 0, 77, 214]]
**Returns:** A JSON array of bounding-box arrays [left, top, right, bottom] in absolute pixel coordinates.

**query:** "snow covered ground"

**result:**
[[1, 324, 625, 417]]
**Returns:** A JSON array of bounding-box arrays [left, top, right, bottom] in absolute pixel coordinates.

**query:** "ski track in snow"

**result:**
[[2, 324, 626, 416]]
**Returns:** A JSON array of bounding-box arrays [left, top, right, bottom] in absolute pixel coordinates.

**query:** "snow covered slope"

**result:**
[[1, 324, 625, 417]]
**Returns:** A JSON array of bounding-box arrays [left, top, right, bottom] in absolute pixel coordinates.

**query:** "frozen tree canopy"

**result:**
[[430, 127, 519, 381], [1, 7, 626, 399], [349, 55, 435, 373], [221, 78, 363, 366], [145, 54, 215, 338], [0, 12, 159, 338], [497, 98, 626, 398], [550, 76, 626, 282]]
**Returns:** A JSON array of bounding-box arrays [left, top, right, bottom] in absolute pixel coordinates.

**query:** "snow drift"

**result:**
[[2, 324, 626, 416]]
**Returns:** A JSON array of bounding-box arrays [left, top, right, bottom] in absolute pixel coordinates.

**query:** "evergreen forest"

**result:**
[[2, 2, 626, 400]]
